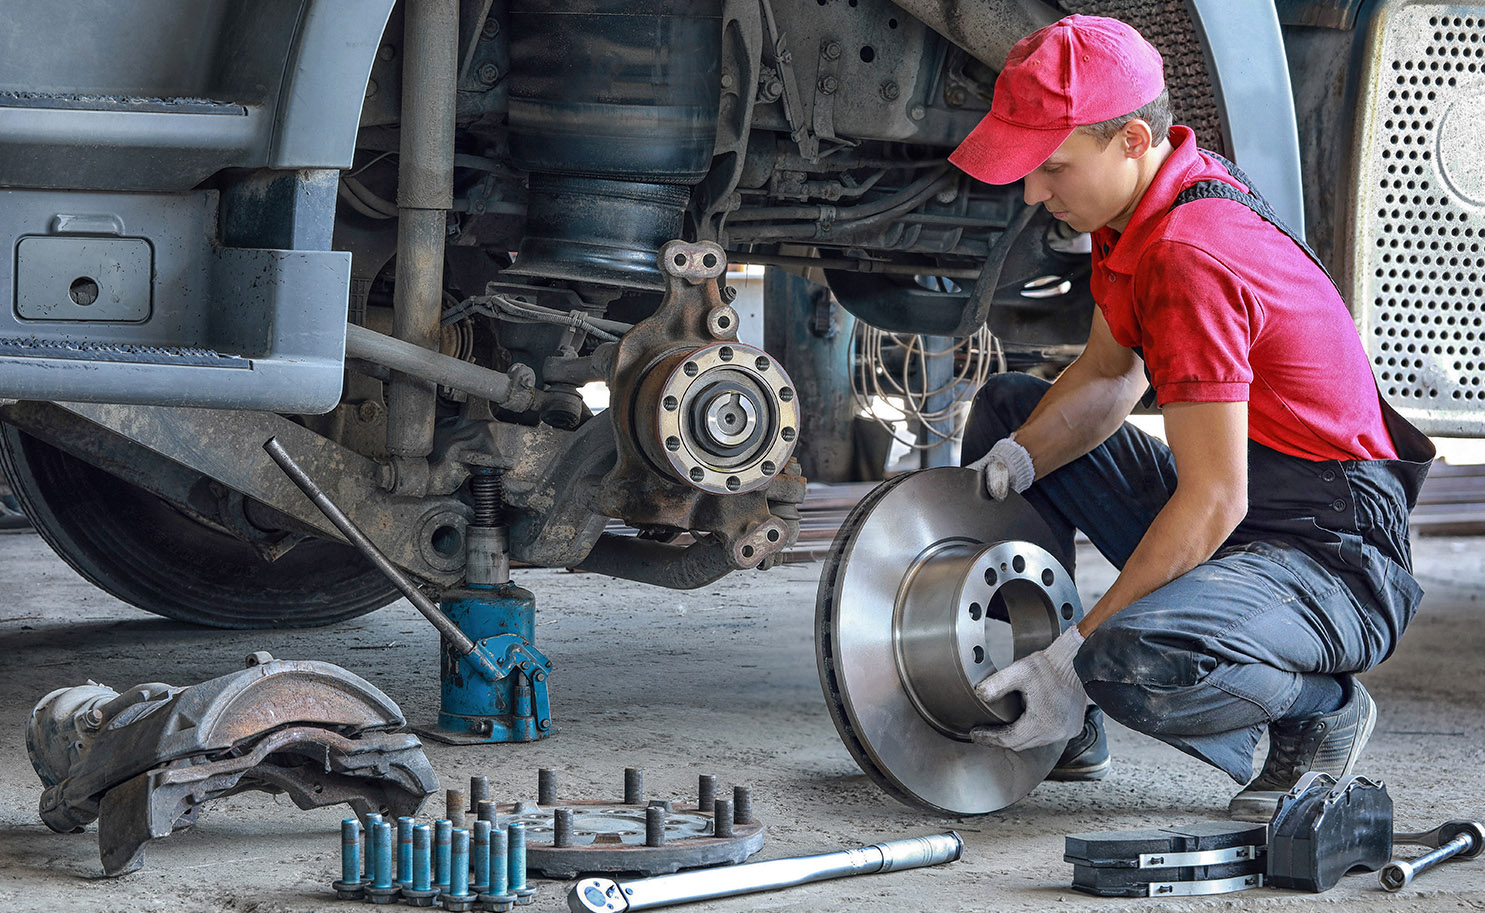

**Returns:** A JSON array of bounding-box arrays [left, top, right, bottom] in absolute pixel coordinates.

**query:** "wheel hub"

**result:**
[[816, 467, 1083, 815]]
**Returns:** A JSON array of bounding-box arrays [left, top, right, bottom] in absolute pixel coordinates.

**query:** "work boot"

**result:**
[[1228, 678, 1377, 822], [1048, 706, 1110, 781]]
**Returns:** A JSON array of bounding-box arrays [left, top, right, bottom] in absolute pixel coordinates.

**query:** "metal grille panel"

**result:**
[[1355, 1, 1485, 434], [1057, 0, 1226, 155]]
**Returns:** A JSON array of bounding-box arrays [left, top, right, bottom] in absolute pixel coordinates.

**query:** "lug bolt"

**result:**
[[646, 805, 667, 847], [624, 768, 644, 805], [509, 821, 535, 904], [733, 786, 753, 825], [441, 828, 476, 911], [435, 818, 453, 891], [477, 798, 499, 827], [480, 825, 515, 912], [698, 775, 717, 812], [362, 813, 384, 881], [714, 799, 734, 839], [538, 768, 557, 806], [470, 776, 491, 814], [332, 818, 367, 900], [553, 808, 574, 848], [366, 821, 400, 904], [404, 824, 438, 907], [398, 816, 415, 888], [447, 789, 468, 830], [472, 820, 492, 894]]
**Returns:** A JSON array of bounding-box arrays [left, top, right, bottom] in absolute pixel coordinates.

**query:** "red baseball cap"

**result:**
[[949, 15, 1165, 185]]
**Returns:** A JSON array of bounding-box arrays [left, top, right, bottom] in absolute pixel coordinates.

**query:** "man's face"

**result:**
[[1021, 127, 1145, 234]]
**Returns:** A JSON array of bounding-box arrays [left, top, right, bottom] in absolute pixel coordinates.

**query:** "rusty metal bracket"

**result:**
[[28, 654, 438, 875]]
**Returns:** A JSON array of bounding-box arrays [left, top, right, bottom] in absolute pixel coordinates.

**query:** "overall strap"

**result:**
[[1169, 151, 1342, 296]]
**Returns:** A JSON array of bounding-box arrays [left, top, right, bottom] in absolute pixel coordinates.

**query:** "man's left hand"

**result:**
[[971, 626, 1089, 752]]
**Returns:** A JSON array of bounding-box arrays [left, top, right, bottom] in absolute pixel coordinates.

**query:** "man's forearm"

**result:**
[[1076, 488, 1245, 634], [1014, 356, 1147, 478]]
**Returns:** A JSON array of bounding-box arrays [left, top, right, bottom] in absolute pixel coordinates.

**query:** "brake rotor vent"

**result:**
[[1059, 0, 1226, 156], [1355, 2, 1485, 434]]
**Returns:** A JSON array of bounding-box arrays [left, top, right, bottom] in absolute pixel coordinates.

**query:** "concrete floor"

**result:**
[[0, 524, 1482, 912]]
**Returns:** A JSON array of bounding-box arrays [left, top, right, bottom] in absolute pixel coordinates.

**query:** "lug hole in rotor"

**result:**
[[984, 568, 997, 586], [689, 467, 705, 482], [665, 436, 681, 451], [663, 395, 679, 411], [999, 562, 1009, 574], [781, 427, 796, 442], [972, 646, 985, 664], [761, 460, 776, 475], [726, 475, 741, 491], [1012, 555, 1026, 573], [779, 386, 795, 402], [720, 346, 734, 361], [968, 602, 982, 620], [1042, 568, 1055, 586], [755, 356, 769, 371], [684, 362, 699, 377], [703, 252, 718, 268], [1062, 602, 1075, 620], [766, 529, 780, 542]]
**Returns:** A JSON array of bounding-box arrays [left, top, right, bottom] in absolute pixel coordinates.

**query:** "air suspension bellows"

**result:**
[[505, 0, 722, 290]]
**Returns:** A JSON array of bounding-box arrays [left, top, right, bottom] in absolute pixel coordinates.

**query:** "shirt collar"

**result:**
[[1098, 125, 1231, 275]]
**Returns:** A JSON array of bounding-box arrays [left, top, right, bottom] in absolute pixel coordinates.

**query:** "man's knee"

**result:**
[[1074, 613, 1216, 734], [962, 373, 1051, 463]]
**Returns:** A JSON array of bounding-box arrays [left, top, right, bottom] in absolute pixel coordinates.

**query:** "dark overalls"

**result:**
[[961, 159, 1436, 782]]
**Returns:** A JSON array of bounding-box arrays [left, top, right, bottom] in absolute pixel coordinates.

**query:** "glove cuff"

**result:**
[[993, 433, 1036, 494], [1044, 625, 1086, 688]]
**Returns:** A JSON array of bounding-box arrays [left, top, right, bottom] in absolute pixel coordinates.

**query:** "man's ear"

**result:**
[[1121, 119, 1154, 160]]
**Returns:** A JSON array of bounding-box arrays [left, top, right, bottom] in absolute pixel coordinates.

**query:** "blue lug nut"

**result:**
[[441, 828, 476, 911], [478, 825, 515, 912], [397, 816, 415, 888], [508, 821, 535, 905], [332, 817, 367, 900], [366, 821, 400, 904], [472, 820, 492, 894], [435, 818, 453, 891], [403, 824, 439, 907]]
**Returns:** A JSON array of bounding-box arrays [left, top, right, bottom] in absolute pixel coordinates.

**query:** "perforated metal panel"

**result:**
[[1353, 1, 1485, 434]]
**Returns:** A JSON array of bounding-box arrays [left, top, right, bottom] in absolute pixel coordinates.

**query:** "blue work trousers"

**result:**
[[961, 373, 1431, 782]]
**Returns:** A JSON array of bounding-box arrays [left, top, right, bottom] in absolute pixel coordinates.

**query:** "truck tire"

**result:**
[[0, 424, 400, 629]]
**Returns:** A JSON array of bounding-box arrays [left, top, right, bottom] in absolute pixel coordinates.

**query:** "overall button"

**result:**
[[1320, 469, 1337, 483], [1331, 499, 1347, 512]]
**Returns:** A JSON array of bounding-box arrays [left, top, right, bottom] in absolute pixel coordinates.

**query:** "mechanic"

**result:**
[[949, 14, 1435, 818]]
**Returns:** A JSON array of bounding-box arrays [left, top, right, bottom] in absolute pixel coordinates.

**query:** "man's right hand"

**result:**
[[965, 433, 1035, 500]]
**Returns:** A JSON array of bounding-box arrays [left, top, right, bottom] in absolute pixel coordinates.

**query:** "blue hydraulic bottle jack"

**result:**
[[428, 467, 554, 744]]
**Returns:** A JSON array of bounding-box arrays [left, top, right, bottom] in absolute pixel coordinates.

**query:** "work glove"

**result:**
[[965, 433, 1035, 501], [971, 626, 1089, 752]]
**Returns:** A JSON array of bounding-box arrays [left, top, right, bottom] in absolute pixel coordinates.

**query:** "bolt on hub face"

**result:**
[[816, 467, 1084, 815]]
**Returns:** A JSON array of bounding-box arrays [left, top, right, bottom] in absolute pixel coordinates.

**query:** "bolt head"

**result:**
[[880, 81, 900, 101], [365, 79, 379, 99], [822, 40, 842, 60], [478, 63, 501, 86], [378, 44, 396, 61], [819, 76, 839, 95], [721, 72, 735, 89], [946, 87, 967, 106], [481, 17, 501, 38], [910, 105, 926, 120]]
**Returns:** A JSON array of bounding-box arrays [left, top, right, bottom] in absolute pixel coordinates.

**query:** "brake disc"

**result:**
[[815, 467, 1084, 815]]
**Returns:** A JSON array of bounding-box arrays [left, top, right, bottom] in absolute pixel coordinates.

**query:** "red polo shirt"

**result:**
[[1090, 125, 1397, 461]]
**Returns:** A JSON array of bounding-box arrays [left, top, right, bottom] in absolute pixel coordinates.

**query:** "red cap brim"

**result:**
[[949, 112, 1075, 185]]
